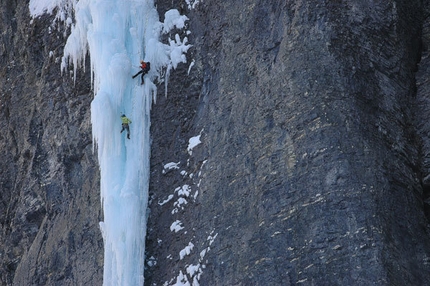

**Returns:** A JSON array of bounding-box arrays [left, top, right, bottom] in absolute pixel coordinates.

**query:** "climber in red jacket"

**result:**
[[132, 60, 151, 85]]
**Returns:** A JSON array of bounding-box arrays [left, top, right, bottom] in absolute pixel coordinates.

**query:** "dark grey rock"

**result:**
[[2, 0, 430, 285], [146, 0, 430, 285], [0, 3, 102, 286]]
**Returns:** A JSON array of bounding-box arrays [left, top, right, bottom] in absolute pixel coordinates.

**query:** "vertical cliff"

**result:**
[[417, 0, 430, 227], [147, 0, 430, 285], [2, 0, 430, 285], [0, 2, 102, 285]]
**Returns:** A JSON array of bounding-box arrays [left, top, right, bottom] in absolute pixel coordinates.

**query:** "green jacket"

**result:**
[[121, 116, 132, 124]]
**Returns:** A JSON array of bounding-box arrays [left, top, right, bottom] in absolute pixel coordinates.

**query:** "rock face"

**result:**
[[146, 0, 430, 285], [2, 0, 430, 285], [0, 3, 102, 285]]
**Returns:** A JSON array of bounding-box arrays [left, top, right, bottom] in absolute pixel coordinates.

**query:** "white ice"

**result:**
[[187, 134, 201, 155], [163, 161, 181, 174], [179, 242, 195, 260], [29, 0, 66, 18], [170, 220, 185, 233]]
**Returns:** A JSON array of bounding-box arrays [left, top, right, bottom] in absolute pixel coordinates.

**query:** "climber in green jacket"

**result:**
[[120, 114, 132, 139]]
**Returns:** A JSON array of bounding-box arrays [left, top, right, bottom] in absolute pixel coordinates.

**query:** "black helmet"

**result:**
[[121, 114, 125, 117]]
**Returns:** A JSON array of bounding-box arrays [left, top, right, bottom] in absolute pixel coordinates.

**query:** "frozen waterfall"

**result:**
[[30, 0, 190, 284]]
